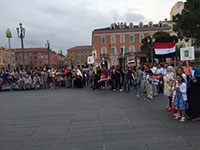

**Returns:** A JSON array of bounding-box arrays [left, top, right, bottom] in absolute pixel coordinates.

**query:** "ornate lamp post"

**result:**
[[147, 35, 155, 64], [6, 28, 12, 70], [16, 23, 25, 69], [45, 40, 50, 68]]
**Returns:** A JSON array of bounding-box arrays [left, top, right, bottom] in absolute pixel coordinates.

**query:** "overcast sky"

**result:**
[[0, 0, 185, 54]]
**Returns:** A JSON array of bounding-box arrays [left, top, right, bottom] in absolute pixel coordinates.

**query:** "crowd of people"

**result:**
[[0, 62, 200, 122]]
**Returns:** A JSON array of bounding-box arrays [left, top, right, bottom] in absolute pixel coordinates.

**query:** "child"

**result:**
[[173, 74, 189, 122]]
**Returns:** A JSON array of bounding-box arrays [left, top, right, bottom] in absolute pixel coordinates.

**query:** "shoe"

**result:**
[[180, 117, 186, 122], [144, 97, 151, 102], [165, 107, 171, 111], [120, 89, 122, 92], [174, 114, 181, 120], [113, 89, 116, 92]]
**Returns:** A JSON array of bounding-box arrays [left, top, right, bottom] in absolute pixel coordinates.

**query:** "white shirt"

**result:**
[[176, 83, 187, 101], [156, 68, 164, 74]]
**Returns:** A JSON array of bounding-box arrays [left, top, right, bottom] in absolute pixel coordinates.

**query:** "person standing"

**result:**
[[135, 65, 142, 98], [114, 65, 122, 91], [122, 65, 130, 92], [163, 66, 175, 111], [173, 74, 189, 122], [186, 67, 200, 121]]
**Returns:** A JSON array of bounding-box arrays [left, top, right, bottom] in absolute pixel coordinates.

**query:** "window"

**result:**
[[81, 55, 83, 57], [81, 50, 83, 53], [129, 46, 135, 52], [120, 35, 125, 43], [34, 52, 37, 55], [30, 56, 32, 59], [101, 37, 106, 44], [148, 21, 153, 27], [45, 55, 48, 59], [139, 22, 143, 28], [101, 47, 107, 54], [140, 34, 144, 42], [45, 52, 48, 55], [111, 47, 116, 55], [81, 60, 84, 63], [85, 50, 87, 53], [129, 35, 135, 42], [34, 56, 37, 59], [39, 61, 42, 64], [111, 36, 116, 43], [45, 60, 48, 64], [35, 61, 37, 65], [77, 55, 79, 58]]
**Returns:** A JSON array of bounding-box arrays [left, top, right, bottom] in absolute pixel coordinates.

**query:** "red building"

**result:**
[[67, 45, 92, 67], [13, 48, 65, 69], [92, 21, 172, 68]]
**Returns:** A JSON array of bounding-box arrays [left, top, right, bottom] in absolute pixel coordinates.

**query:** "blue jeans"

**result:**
[[136, 82, 142, 95], [123, 78, 130, 91]]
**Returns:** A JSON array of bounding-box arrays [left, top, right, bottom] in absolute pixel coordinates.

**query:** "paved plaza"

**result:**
[[0, 88, 200, 150]]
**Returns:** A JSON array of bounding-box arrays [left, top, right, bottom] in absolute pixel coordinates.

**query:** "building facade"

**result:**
[[163, 1, 190, 50], [67, 46, 92, 67], [0, 47, 16, 70], [13, 48, 65, 69], [92, 22, 172, 68], [170, 1, 184, 20]]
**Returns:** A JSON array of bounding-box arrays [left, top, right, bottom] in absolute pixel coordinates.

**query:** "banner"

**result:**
[[180, 47, 195, 60], [87, 56, 94, 64], [92, 50, 97, 59], [154, 41, 176, 58]]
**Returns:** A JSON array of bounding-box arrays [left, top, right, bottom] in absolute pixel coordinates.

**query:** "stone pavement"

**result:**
[[0, 88, 199, 150]]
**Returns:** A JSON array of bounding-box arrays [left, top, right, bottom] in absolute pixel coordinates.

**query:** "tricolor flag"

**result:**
[[128, 59, 135, 64], [154, 41, 176, 58]]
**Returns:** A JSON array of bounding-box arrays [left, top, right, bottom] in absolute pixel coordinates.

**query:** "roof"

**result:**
[[12, 48, 48, 52], [68, 45, 92, 51], [93, 24, 171, 33]]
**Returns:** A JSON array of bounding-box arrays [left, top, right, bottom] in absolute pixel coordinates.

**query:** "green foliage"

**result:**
[[173, 0, 200, 46]]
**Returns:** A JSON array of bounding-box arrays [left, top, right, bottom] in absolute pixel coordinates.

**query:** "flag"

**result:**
[[154, 41, 176, 58], [128, 59, 135, 64]]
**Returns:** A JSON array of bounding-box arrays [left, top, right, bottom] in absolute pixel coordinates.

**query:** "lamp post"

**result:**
[[16, 23, 25, 69], [6, 28, 12, 70], [147, 35, 155, 64], [45, 40, 50, 68]]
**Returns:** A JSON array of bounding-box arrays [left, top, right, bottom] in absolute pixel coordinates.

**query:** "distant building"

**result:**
[[163, 1, 190, 50], [0, 47, 16, 70], [92, 22, 172, 68], [67, 46, 92, 67], [12, 48, 65, 70], [170, 1, 184, 20]]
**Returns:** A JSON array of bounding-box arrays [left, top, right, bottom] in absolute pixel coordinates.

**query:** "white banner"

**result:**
[[92, 50, 97, 59], [87, 56, 94, 64], [180, 47, 195, 60]]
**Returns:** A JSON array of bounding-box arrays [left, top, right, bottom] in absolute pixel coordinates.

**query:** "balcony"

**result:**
[[100, 53, 109, 58]]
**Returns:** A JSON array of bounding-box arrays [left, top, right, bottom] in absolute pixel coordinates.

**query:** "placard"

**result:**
[[180, 47, 195, 60], [87, 56, 94, 64]]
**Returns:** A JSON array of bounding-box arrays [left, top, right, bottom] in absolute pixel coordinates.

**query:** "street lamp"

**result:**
[[147, 35, 155, 64], [45, 40, 50, 67], [6, 28, 12, 70], [16, 23, 25, 69]]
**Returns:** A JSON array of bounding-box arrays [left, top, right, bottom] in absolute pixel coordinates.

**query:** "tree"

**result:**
[[173, 0, 200, 46]]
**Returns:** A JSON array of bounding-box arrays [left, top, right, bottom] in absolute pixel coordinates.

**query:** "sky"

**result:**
[[0, 0, 185, 55]]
